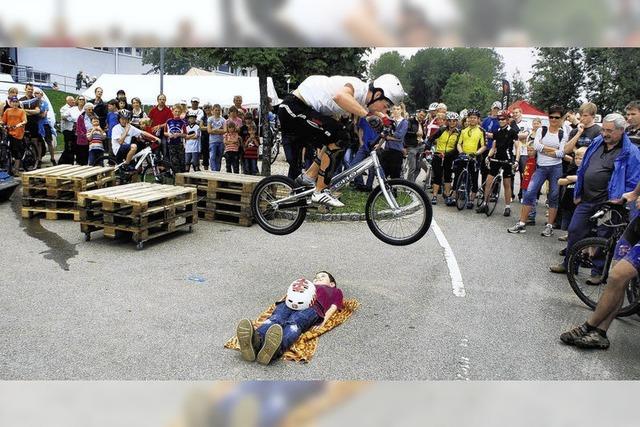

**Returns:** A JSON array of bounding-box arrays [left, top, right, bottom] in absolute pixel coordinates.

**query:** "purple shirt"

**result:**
[[312, 285, 343, 318]]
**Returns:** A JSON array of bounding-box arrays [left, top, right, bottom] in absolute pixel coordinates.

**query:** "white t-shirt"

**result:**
[[533, 127, 568, 167], [184, 124, 201, 153], [187, 108, 205, 124], [296, 75, 369, 117], [514, 119, 532, 156], [111, 124, 143, 156]]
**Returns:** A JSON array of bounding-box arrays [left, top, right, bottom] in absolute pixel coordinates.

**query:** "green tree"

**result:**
[[441, 72, 498, 113], [529, 48, 583, 112], [510, 69, 528, 102], [583, 48, 640, 114]]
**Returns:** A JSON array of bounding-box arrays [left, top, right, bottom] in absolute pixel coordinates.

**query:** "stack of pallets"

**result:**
[[77, 182, 197, 249], [21, 165, 115, 220], [175, 171, 263, 227]]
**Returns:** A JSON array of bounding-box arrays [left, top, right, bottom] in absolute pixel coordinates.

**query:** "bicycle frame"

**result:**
[[113, 146, 154, 171]]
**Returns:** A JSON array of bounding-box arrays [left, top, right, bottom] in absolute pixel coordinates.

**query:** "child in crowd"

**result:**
[[105, 99, 119, 155], [236, 271, 343, 365], [0, 96, 27, 173], [557, 147, 586, 241], [165, 106, 186, 173], [86, 117, 106, 165], [207, 104, 226, 172], [223, 121, 240, 173], [184, 112, 201, 172], [242, 123, 260, 175]]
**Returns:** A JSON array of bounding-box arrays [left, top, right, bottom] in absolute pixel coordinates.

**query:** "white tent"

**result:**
[[0, 78, 56, 125], [83, 74, 280, 108]]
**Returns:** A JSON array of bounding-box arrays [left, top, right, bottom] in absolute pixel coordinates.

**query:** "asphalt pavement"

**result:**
[[2, 171, 640, 380]]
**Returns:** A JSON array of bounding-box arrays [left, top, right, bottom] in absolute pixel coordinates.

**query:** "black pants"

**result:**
[[224, 151, 240, 173], [200, 137, 209, 169], [74, 144, 89, 166], [59, 130, 76, 164], [379, 149, 404, 179]]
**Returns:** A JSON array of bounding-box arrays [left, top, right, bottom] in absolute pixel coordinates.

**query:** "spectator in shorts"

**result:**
[[207, 104, 226, 172], [184, 112, 201, 172], [223, 121, 241, 173], [86, 117, 106, 165], [243, 123, 260, 175], [165, 106, 187, 173], [0, 96, 27, 173], [428, 112, 460, 205]]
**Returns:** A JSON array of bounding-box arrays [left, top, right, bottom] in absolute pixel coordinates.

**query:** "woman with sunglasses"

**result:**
[[508, 105, 567, 237]]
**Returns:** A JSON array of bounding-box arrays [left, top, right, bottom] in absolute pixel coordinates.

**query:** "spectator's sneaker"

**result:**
[[560, 323, 591, 346], [558, 234, 568, 242], [311, 190, 345, 208], [236, 318, 257, 362], [559, 248, 567, 257], [465, 202, 474, 209], [476, 203, 488, 214], [431, 196, 437, 205], [503, 207, 511, 217], [445, 197, 456, 206], [507, 222, 526, 233], [549, 263, 567, 274], [256, 324, 283, 365], [574, 330, 610, 350], [294, 173, 315, 189], [541, 224, 554, 237]]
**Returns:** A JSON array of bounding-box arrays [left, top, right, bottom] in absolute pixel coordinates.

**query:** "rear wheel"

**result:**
[[566, 237, 640, 317], [270, 134, 281, 165], [455, 170, 468, 211], [486, 176, 501, 217], [0, 143, 11, 172], [142, 160, 175, 185], [251, 175, 307, 235], [91, 155, 117, 167], [22, 141, 38, 171]]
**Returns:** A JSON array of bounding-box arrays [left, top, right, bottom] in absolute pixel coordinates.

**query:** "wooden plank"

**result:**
[[21, 207, 79, 221]]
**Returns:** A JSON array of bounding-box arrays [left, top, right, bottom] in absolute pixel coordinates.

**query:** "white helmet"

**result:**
[[459, 109, 468, 119], [370, 74, 406, 107], [429, 102, 439, 111], [285, 278, 317, 311], [437, 103, 447, 111]]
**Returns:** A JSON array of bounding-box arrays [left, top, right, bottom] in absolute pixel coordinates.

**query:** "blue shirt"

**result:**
[[357, 117, 378, 150], [482, 116, 500, 149], [37, 99, 50, 138], [386, 118, 407, 152], [106, 112, 119, 139], [166, 117, 185, 145]]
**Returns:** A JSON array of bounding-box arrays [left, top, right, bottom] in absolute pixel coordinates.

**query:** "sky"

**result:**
[[368, 47, 538, 82]]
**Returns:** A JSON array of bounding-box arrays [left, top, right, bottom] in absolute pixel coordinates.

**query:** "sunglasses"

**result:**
[[549, 115, 562, 119]]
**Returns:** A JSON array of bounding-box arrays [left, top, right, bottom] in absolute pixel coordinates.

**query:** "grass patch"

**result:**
[[331, 187, 370, 213], [44, 88, 76, 150]]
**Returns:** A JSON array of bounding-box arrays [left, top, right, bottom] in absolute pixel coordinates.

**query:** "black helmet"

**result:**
[[467, 109, 481, 118], [118, 109, 132, 120]]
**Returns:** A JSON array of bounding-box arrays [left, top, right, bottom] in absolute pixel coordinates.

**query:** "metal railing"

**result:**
[[0, 61, 83, 94]]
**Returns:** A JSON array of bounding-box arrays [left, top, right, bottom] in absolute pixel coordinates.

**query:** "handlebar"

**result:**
[[589, 200, 630, 225]]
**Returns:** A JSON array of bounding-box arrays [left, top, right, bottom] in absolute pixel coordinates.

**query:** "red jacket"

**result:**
[[75, 112, 88, 146]]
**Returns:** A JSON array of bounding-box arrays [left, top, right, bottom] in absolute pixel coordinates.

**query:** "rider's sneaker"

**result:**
[[574, 330, 610, 350], [294, 173, 315, 189], [541, 224, 554, 237], [560, 323, 592, 346], [503, 207, 511, 217], [431, 196, 437, 205], [311, 190, 345, 208], [444, 197, 455, 206], [465, 202, 474, 209], [507, 222, 526, 234], [476, 203, 487, 214]]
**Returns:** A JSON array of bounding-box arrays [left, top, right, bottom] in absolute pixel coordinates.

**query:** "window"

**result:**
[[32, 71, 50, 84], [134, 48, 143, 57], [217, 64, 231, 73]]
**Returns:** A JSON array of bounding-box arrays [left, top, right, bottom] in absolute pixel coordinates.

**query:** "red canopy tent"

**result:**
[[508, 100, 547, 117]]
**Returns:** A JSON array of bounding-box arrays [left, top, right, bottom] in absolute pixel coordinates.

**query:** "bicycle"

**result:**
[[452, 154, 478, 211], [419, 149, 433, 193], [482, 158, 516, 217], [92, 139, 175, 185], [566, 202, 640, 317], [0, 125, 38, 173], [250, 124, 433, 246], [269, 124, 281, 165]]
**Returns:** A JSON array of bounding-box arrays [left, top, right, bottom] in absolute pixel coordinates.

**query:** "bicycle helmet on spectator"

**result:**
[[467, 109, 481, 117], [428, 102, 439, 111], [369, 74, 406, 107], [446, 112, 460, 121], [285, 278, 317, 311], [459, 109, 468, 119], [437, 103, 447, 111], [118, 109, 132, 120]]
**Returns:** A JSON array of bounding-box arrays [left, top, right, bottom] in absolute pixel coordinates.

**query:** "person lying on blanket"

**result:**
[[236, 271, 344, 365]]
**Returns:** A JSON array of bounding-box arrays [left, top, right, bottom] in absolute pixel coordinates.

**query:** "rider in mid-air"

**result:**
[[278, 74, 406, 207]]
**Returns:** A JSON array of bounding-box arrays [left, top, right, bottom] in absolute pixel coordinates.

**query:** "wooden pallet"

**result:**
[[176, 172, 261, 225], [22, 165, 115, 192], [78, 182, 198, 249], [21, 207, 80, 221]]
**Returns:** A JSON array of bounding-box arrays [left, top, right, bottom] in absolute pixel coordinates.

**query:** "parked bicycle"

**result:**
[[566, 202, 640, 317], [452, 154, 478, 211], [419, 149, 433, 192], [250, 124, 433, 246], [91, 139, 175, 185], [480, 158, 515, 217], [269, 124, 281, 165], [0, 126, 38, 173]]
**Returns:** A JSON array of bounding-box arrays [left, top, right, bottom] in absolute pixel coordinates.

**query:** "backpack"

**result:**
[[404, 117, 421, 146], [541, 126, 564, 142]]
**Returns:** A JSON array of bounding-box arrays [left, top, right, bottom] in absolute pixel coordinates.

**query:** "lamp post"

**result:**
[[284, 74, 291, 93]]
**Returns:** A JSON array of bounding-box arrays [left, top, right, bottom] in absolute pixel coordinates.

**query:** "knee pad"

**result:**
[[320, 146, 344, 185]]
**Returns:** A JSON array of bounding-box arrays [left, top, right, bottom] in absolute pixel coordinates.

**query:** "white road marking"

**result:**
[[431, 220, 466, 297]]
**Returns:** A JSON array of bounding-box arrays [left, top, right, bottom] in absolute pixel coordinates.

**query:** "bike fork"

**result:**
[[372, 152, 400, 210]]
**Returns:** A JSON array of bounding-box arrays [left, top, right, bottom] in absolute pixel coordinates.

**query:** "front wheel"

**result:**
[[91, 154, 117, 167], [566, 237, 640, 317], [270, 139, 280, 165], [486, 176, 501, 217], [365, 179, 432, 246], [251, 175, 307, 236], [22, 142, 38, 171], [142, 160, 175, 184], [455, 170, 468, 211]]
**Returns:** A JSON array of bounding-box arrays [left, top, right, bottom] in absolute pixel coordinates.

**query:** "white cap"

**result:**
[[190, 97, 200, 103], [180, 99, 187, 105], [491, 101, 502, 109]]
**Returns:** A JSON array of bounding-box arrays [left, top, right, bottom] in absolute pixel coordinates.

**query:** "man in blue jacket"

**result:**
[[551, 113, 640, 275]]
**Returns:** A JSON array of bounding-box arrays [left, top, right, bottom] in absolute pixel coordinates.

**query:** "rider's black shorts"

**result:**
[[489, 158, 514, 178], [278, 94, 350, 150]]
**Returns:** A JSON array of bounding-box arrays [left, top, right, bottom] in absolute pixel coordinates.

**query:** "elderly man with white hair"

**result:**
[[550, 113, 640, 275], [59, 95, 77, 164]]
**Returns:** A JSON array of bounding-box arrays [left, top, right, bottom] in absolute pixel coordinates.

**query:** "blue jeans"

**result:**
[[563, 201, 613, 269], [256, 302, 321, 359], [351, 145, 375, 189], [209, 141, 224, 172], [243, 158, 258, 175], [88, 148, 104, 166], [185, 152, 200, 171], [523, 164, 563, 209]]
